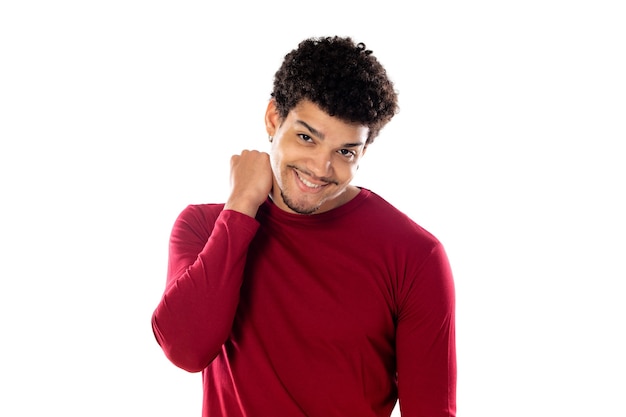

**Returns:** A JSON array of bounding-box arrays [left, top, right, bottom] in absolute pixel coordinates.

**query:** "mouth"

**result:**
[[292, 168, 331, 191], [297, 172, 323, 188]]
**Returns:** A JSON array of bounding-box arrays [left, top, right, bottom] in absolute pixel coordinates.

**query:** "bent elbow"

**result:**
[[151, 315, 220, 373], [164, 347, 212, 373]]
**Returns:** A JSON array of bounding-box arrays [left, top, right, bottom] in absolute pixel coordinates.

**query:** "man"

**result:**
[[152, 36, 456, 417]]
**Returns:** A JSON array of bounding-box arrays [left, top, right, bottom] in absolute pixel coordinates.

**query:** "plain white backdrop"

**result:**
[[1, 1, 624, 416]]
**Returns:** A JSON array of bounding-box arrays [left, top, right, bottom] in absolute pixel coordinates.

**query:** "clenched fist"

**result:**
[[224, 150, 273, 218]]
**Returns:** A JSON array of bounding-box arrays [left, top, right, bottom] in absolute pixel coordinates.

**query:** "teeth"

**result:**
[[297, 172, 322, 188]]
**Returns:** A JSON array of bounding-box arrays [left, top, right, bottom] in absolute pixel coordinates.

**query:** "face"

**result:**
[[265, 99, 369, 215]]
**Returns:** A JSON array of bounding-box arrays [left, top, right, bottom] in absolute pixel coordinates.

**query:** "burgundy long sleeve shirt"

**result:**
[[152, 188, 456, 416]]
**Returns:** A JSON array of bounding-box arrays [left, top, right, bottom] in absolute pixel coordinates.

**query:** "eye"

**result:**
[[338, 149, 357, 159], [298, 133, 313, 142]]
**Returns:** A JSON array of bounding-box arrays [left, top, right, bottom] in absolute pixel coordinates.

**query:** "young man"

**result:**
[[152, 36, 456, 417]]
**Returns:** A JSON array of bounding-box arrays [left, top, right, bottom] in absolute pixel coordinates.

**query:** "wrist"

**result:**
[[224, 196, 263, 218]]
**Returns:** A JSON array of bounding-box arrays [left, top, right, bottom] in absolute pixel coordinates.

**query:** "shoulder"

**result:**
[[171, 203, 225, 240], [358, 189, 441, 248], [176, 203, 225, 226], [178, 203, 225, 223], [174, 203, 260, 239]]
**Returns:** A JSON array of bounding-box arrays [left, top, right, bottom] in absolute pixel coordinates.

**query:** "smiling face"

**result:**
[[265, 99, 369, 215]]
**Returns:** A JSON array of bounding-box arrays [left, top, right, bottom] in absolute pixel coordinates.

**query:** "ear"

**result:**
[[264, 99, 280, 137]]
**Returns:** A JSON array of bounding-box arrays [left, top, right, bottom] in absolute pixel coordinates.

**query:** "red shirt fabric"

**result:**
[[152, 188, 456, 416]]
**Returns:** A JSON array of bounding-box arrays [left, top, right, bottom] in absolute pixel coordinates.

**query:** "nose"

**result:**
[[307, 149, 332, 178]]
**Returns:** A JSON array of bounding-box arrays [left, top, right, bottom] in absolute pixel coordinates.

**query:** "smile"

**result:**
[[298, 174, 322, 188], [294, 169, 327, 190]]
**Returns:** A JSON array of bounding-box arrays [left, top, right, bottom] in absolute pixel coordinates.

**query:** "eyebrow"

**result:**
[[295, 120, 365, 148], [296, 120, 325, 140]]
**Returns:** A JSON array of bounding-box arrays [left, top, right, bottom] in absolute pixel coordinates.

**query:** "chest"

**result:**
[[239, 224, 398, 347]]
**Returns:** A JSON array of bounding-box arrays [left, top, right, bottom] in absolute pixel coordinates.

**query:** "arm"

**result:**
[[152, 149, 273, 372], [151, 206, 259, 372], [396, 243, 456, 416]]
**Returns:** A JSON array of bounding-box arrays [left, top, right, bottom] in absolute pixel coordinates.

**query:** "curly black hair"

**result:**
[[271, 36, 398, 144]]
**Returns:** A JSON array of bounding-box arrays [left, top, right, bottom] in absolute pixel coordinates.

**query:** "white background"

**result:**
[[1, 1, 624, 416]]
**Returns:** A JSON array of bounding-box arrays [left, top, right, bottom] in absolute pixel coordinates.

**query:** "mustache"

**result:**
[[288, 165, 339, 186]]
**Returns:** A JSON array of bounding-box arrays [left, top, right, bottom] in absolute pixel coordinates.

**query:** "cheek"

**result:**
[[269, 146, 294, 185], [335, 160, 359, 183], [269, 141, 284, 166], [270, 139, 295, 163], [269, 154, 281, 181]]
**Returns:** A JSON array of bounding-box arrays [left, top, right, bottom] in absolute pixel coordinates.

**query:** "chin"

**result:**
[[280, 190, 324, 215]]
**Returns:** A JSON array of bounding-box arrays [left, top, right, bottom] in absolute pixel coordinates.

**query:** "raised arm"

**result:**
[[152, 149, 273, 372], [151, 206, 259, 372]]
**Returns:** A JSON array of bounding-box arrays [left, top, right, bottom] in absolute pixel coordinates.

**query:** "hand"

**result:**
[[224, 150, 273, 218]]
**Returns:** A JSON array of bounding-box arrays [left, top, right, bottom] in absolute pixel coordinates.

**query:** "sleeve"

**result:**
[[396, 242, 456, 417], [151, 205, 260, 373]]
